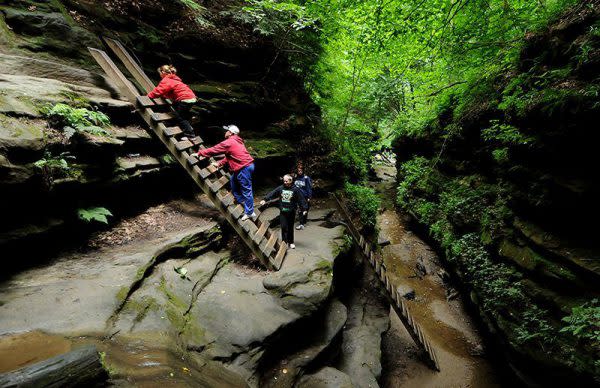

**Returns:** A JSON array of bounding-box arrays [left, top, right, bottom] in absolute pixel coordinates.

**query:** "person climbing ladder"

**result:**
[[197, 125, 257, 221], [260, 175, 308, 249], [147, 65, 197, 139]]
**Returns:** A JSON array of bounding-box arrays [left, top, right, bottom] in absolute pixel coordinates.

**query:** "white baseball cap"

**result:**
[[223, 125, 240, 134]]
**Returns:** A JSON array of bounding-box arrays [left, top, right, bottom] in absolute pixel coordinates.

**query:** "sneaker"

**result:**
[[289, 244, 296, 249], [295, 224, 305, 230], [241, 212, 257, 221], [180, 136, 189, 141]]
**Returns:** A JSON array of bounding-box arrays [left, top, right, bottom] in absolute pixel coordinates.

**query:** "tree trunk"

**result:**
[[0, 345, 108, 388]]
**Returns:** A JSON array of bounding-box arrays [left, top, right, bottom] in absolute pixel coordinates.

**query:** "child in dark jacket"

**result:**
[[260, 174, 308, 249], [293, 165, 312, 230], [147, 65, 197, 139]]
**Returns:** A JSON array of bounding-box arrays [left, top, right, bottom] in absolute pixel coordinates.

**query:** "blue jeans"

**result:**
[[231, 163, 254, 215]]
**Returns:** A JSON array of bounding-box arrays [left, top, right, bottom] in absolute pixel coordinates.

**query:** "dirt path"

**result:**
[[372, 163, 504, 388]]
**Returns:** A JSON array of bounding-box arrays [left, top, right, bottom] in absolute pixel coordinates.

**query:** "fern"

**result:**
[[78, 207, 113, 224], [46, 103, 110, 130]]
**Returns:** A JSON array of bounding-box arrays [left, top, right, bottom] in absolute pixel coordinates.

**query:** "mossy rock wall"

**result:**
[[393, 1, 600, 385], [0, 0, 331, 257]]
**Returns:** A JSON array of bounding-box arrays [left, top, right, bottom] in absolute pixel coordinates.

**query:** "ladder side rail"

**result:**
[[332, 194, 440, 371], [88, 47, 277, 270]]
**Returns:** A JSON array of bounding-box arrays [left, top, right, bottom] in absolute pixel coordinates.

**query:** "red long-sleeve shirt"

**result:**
[[147, 74, 196, 101], [197, 135, 254, 172]]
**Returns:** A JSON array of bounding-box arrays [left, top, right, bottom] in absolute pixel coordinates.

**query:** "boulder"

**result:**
[[261, 299, 348, 387], [336, 267, 390, 388], [0, 209, 347, 385], [296, 367, 354, 388]]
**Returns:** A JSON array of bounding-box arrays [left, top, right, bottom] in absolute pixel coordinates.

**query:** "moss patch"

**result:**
[[244, 138, 295, 159]]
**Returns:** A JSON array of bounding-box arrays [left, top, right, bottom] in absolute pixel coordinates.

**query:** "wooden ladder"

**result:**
[[88, 39, 287, 270], [333, 194, 440, 371]]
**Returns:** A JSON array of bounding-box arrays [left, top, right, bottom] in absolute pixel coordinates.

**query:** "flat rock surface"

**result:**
[[296, 367, 354, 388], [0, 204, 346, 385]]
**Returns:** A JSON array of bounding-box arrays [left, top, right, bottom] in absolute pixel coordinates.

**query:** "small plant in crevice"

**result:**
[[43, 103, 111, 137], [78, 207, 113, 224], [34, 151, 80, 188]]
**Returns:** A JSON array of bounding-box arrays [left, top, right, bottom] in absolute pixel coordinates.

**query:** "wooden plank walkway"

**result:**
[[333, 194, 441, 371], [88, 40, 287, 270]]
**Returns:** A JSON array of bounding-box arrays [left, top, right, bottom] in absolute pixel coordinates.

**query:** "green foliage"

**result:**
[[397, 157, 440, 206], [34, 152, 72, 172], [34, 151, 80, 185], [45, 103, 110, 130], [514, 306, 557, 346], [344, 182, 380, 231], [58, 91, 91, 108], [491, 148, 509, 163], [561, 299, 600, 343], [481, 120, 534, 145], [77, 207, 113, 224], [245, 0, 577, 178], [160, 154, 176, 165]]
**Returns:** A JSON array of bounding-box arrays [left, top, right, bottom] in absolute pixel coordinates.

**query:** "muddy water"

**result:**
[[0, 331, 71, 373], [0, 331, 198, 386], [373, 163, 504, 388]]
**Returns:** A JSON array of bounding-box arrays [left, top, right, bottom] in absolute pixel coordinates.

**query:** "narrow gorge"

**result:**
[[1, 0, 598, 387]]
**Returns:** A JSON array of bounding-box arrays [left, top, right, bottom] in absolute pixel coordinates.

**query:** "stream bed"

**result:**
[[373, 162, 508, 388]]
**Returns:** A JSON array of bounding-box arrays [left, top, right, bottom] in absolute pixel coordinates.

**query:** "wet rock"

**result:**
[[446, 288, 459, 301], [116, 156, 161, 172], [377, 235, 391, 247], [437, 269, 450, 283], [261, 299, 347, 387], [0, 224, 219, 335], [0, 153, 35, 187], [2, 9, 98, 60], [0, 53, 107, 90], [307, 209, 335, 222], [296, 367, 353, 388], [0, 214, 347, 384], [337, 268, 390, 388], [397, 285, 415, 300]]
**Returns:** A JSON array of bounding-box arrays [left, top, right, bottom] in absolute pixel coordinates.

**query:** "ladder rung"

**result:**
[[209, 176, 229, 192], [175, 139, 195, 152], [187, 154, 200, 166], [274, 242, 287, 268], [191, 136, 203, 145], [253, 222, 269, 244], [137, 95, 168, 107], [239, 218, 255, 233], [262, 234, 278, 256], [163, 126, 182, 137], [218, 192, 234, 207], [198, 168, 211, 179], [246, 221, 258, 236], [228, 204, 244, 219], [151, 112, 175, 122]]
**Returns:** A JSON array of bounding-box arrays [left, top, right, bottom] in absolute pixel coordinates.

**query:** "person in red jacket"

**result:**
[[147, 65, 197, 139], [197, 125, 257, 220]]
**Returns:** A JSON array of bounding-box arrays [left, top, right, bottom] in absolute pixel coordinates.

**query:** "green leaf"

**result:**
[[78, 207, 113, 224]]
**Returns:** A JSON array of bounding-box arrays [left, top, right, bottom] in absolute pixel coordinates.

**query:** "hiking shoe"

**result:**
[[241, 212, 257, 221], [289, 244, 296, 249], [295, 224, 304, 230]]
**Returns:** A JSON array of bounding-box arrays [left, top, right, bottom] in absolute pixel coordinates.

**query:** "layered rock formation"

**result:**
[[0, 0, 328, 260], [393, 1, 600, 384]]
